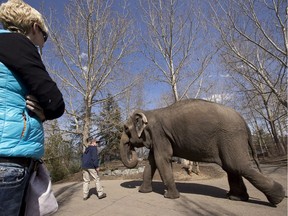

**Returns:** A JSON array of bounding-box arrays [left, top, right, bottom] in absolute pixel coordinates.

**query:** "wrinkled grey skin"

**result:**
[[119, 99, 285, 205]]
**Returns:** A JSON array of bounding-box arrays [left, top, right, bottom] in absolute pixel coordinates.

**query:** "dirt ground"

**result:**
[[56, 155, 287, 184], [57, 160, 225, 183]]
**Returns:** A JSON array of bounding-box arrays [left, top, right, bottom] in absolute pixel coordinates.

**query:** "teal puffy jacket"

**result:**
[[0, 30, 65, 159], [0, 62, 44, 159]]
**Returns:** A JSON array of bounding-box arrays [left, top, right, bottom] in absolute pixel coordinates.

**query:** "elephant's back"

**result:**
[[155, 99, 240, 117], [150, 99, 247, 132]]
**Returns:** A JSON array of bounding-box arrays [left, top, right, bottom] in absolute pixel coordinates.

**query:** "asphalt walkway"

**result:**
[[53, 164, 287, 216]]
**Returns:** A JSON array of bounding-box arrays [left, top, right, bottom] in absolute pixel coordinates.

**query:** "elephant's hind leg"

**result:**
[[226, 172, 249, 201], [242, 167, 285, 205]]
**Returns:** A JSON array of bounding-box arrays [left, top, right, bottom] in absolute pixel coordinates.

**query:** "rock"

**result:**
[[103, 166, 145, 177], [138, 166, 145, 173], [111, 170, 123, 176], [103, 170, 112, 176]]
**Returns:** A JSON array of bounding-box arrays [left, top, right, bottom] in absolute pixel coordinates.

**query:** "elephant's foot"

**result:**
[[227, 191, 249, 202], [139, 184, 152, 193], [264, 181, 285, 205], [164, 189, 180, 199]]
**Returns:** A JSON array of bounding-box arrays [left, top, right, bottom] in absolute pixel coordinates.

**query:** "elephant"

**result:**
[[119, 99, 285, 205], [182, 159, 200, 175]]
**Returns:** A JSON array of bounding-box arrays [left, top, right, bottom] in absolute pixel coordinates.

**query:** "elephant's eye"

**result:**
[[124, 125, 131, 136]]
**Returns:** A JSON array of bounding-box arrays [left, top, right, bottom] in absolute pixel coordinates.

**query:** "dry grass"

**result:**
[[56, 160, 226, 183]]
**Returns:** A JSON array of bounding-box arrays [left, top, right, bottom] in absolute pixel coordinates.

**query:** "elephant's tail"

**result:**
[[247, 125, 262, 173]]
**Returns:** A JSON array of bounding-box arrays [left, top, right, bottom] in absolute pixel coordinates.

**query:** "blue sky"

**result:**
[[21, 0, 65, 11], [0, 0, 227, 111], [0, 0, 65, 12]]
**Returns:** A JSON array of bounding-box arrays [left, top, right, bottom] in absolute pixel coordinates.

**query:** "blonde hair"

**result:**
[[0, 0, 48, 35]]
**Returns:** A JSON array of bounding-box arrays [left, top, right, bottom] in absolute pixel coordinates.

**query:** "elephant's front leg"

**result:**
[[155, 153, 180, 199], [139, 151, 156, 193]]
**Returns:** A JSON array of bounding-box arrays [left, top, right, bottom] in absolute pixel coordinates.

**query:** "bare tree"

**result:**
[[46, 0, 135, 151], [121, 74, 145, 119], [210, 0, 287, 107], [209, 0, 287, 155], [230, 71, 286, 155], [140, 0, 213, 103]]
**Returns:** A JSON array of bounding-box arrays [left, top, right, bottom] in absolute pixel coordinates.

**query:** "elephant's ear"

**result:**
[[135, 113, 148, 138]]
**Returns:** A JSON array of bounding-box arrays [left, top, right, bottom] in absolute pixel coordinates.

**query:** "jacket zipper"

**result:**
[[21, 111, 27, 138]]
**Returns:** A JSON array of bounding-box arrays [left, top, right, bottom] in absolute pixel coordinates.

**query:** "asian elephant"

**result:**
[[119, 99, 285, 205]]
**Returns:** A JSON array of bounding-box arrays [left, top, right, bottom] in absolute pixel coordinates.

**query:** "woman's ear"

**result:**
[[31, 23, 38, 35], [25, 23, 38, 42]]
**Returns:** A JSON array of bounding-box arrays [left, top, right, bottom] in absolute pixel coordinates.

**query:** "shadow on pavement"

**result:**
[[120, 180, 227, 198], [54, 182, 81, 206], [120, 180, 274, 207], [246, 197, 276, 207]]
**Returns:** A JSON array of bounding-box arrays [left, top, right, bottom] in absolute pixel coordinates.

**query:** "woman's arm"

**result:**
[[0, 33, 65, 120]]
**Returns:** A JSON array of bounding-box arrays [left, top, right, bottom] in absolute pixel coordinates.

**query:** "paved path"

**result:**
[[53, 164, 287, 216]]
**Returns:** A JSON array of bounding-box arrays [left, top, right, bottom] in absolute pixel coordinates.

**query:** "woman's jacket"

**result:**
[[0, 29, 65, 159]]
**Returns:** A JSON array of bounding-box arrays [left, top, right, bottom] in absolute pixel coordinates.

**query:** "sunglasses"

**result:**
[[38, 26, 48, 42]]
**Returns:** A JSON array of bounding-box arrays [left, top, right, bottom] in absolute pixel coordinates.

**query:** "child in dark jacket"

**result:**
[[82, 137, 106, 200]]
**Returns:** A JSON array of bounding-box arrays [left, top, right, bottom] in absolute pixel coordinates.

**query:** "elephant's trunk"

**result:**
[[119, 132, 138, 168]]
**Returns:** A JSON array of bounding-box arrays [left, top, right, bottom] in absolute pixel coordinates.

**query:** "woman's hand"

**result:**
[[26, 95, 46, 122]]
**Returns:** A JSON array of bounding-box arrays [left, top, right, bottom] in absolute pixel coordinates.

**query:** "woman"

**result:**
[[0, 0, 65, 215]]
